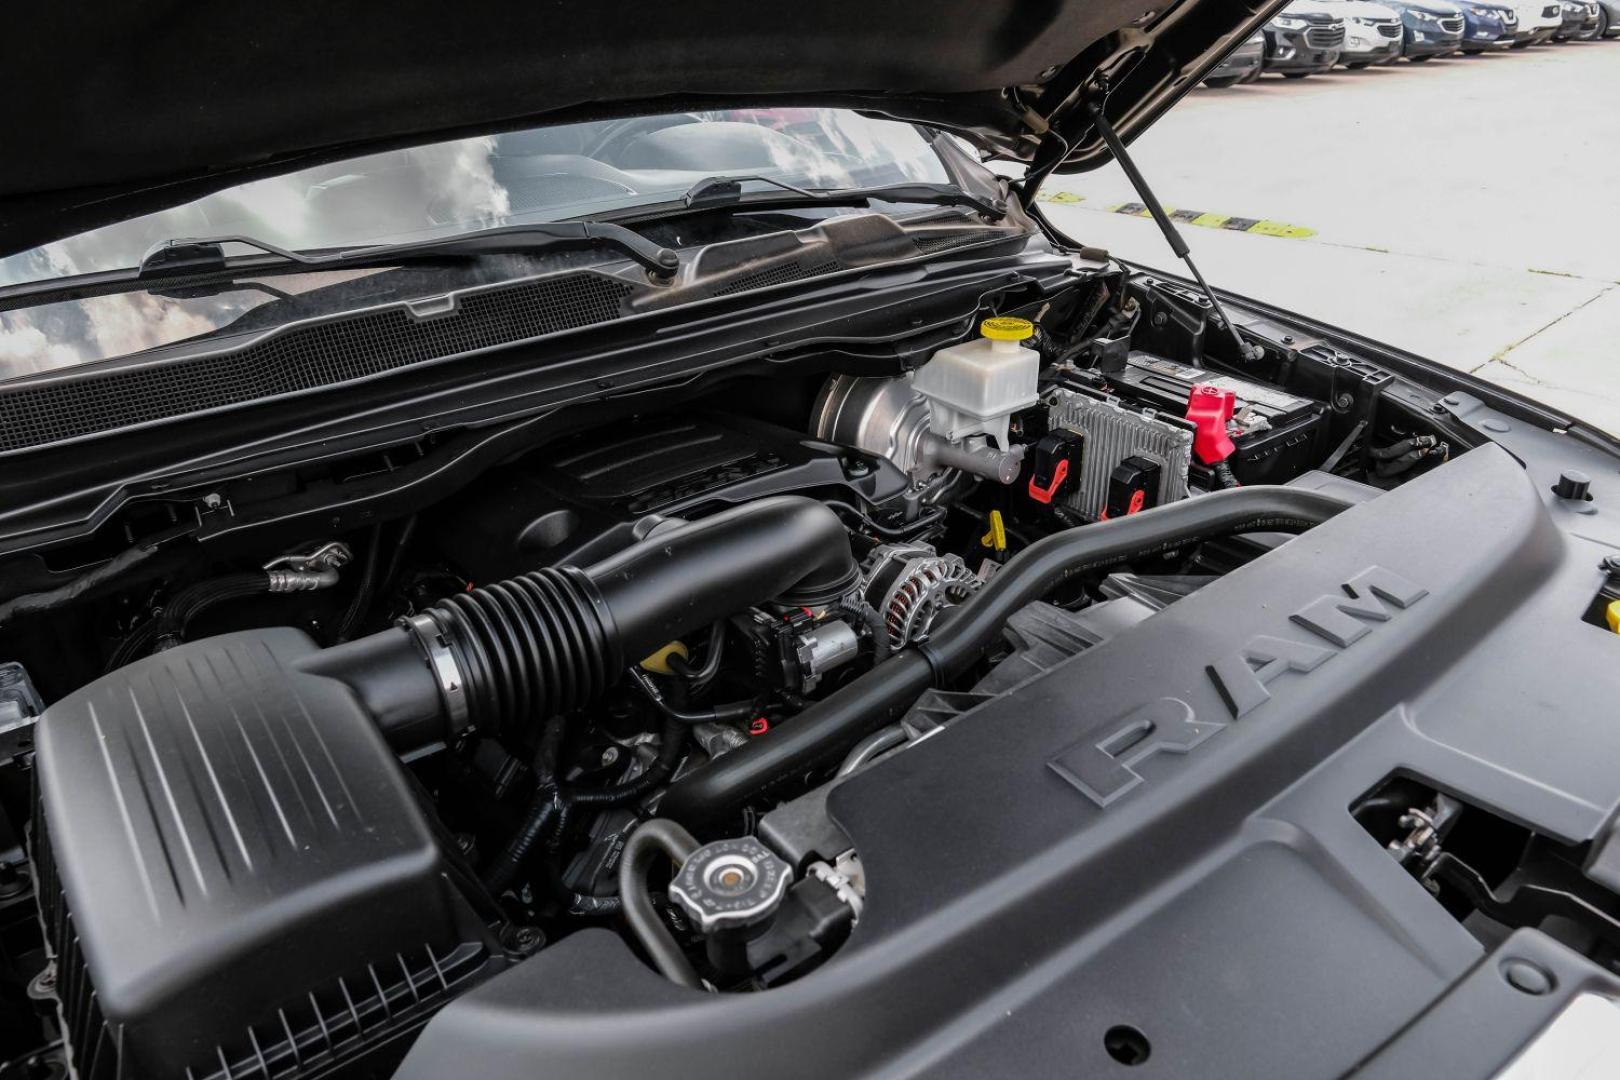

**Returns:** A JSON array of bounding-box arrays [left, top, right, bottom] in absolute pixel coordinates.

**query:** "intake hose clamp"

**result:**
[[403, 612, 471, 737]]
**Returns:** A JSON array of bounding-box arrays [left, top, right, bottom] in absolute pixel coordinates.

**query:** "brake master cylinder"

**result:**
[[811, 317, 1036, 485], [912, 316, 1040, 451]]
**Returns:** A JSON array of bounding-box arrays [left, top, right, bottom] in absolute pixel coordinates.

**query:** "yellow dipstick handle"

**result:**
[[980, 509, 1008, 552]]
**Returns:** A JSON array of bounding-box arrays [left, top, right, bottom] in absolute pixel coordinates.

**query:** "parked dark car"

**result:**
[[1457, 1, 1521, 49], [1599, 0, 1620, 34], [1204, 31, 1267, 85], [1382, 0, 1468, 57], [1555, 0, 1602, 36], [1337, 0, 1408, 64], [8, 4, 1620, 1080], [1264, 0, 1348, 76]]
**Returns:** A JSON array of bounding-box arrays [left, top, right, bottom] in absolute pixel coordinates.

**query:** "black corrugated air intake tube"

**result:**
[[309, 495, 860, 751], [312, 487, 1349, 825]]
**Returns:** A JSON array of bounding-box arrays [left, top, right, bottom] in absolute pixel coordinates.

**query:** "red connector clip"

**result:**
[[1027, 430, 1083, 505], [1027, 458, 1069, 505], [1184, 383, 1237, 465]]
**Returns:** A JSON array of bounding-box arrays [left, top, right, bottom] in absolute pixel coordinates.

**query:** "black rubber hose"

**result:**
[[0, 541, 166, 628], [657, 485, 1355, 825], [380, 515, 419, 598], [566, 716, 687, 809], [333, 524, 382, 643], [668, 621, 725, 691], [484, 717, 569, 895], [1370, 435, 1438, 461], [618, 818, 704, 990], [483, 714, 690, 895], [627, 668, 757, 725], [105, 616, 162, 674], [109, 572, 281, 672], [843, 597, 892, 662], [154, 573, 273, 648]]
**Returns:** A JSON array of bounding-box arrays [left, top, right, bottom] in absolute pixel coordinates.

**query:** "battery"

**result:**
[[1110, 353, 1327, 485]]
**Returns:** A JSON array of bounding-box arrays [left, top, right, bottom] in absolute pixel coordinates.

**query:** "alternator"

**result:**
[[860, 543, 980, 650]]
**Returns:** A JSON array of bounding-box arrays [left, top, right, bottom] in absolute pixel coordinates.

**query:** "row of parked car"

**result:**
[[1204, 0, 1617, 83]]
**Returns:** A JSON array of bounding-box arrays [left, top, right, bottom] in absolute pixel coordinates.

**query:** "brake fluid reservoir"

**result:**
[[912, 317, 1039, 450]]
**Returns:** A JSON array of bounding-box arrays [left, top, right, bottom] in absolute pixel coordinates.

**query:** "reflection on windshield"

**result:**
[[0, 109, 946, 289], [0, 270, 389, 379], [0, 109, 946, 378]]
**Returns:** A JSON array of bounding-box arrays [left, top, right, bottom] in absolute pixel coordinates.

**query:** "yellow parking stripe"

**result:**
[[1248, 219, 1317, 239], [1035, 191, 1315, 240]]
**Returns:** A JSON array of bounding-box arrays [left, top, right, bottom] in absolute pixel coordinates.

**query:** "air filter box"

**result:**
[[31, 629, 506, 1079]]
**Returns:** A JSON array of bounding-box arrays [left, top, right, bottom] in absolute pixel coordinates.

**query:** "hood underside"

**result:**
[[6, 0, 1280, 260]]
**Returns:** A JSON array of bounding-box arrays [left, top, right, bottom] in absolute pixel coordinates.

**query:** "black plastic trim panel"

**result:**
[[398, 444, 1620, 1079]]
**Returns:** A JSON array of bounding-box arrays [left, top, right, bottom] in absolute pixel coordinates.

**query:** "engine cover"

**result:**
[[394, 444, 1620, 1080], [436, 412, 905, 581], [32, 629, 504, 1079]]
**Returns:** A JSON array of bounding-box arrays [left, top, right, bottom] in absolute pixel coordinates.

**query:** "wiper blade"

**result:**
[[136, 221, 681, 281], [676, 175, 1008, 221]]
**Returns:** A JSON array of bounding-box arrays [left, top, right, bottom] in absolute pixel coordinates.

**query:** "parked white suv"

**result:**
[[1507, 0, 1566, 42]]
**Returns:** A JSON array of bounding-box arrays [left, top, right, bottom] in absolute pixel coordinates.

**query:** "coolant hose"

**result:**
[[656, 485, 1355, 826], [618, 818, 705, 990], [307, 496, 855, 750]]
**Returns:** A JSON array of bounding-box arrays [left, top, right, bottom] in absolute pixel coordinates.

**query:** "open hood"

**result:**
[[4, 0, 1281, 260]]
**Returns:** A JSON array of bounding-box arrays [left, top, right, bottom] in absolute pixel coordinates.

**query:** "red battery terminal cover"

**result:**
[[1185, 383, 1237, 465]]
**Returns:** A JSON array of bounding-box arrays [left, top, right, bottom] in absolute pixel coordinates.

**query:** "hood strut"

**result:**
[[1082, 97, 1262, 363]]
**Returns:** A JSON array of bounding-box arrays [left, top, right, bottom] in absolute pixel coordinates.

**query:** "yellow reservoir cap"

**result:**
[[640, 640, 690, 675], [1607, 599, 1620, 634], [980, 316, 1034, 342]]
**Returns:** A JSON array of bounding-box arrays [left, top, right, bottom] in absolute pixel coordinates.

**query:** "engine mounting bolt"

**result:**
[[27, 963, 55, 1000], [601, 746, 621, 766]]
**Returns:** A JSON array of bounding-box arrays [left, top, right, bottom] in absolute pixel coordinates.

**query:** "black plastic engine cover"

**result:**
[[32, 628, 503, 1079], [435, 412, 904, 581], [398, 441, 1620, 1079]]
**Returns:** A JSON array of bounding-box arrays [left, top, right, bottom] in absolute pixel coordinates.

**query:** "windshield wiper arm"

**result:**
[[683, 174, 822, 207], [136, 220, 681, 281], [677, 175, 1008, 221]]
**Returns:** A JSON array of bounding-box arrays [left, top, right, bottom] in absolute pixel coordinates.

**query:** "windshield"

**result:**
[[0, 109, 948, 289]]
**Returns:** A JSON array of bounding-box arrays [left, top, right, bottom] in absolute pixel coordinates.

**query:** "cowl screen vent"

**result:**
[[0, 271, 631, 453]]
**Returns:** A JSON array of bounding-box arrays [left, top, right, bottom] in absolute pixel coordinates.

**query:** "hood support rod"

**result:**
[[1082, 98, 1263, 362]]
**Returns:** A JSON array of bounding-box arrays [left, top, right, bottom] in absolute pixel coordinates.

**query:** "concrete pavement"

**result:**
[[1031, 41, 1620, 434]]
